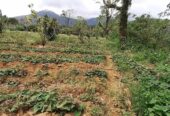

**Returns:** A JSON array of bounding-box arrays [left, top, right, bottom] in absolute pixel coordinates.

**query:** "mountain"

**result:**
[[15, 10, 98, 26], [87, 18, 98, 26]]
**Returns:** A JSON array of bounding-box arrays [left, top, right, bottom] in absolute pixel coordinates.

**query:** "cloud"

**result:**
[[42, 0, 83, 9], [0, 0, 169, 18], [130, 0, 169, 17], [41, 0, 101, 18]]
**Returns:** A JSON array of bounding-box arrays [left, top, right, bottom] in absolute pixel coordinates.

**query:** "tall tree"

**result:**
[[103, 0, 132, 49], [61, 9, 74, 26], [0, 10, 3, 33], [159, 2, 170, 17], [74, 16, 88, 43], [28, 4, 57, 46], [98, 6, 113, 37], [7, 18, 19, 25]]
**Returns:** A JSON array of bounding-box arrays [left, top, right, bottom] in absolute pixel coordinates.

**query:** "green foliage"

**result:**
[[159, 2, 170, 17], [132, 50, 168, 64], [0, 53, 106, 65], [85, 69, 107, 79], [0, 90, 84, 114], [130, 76, 170, 116], [21, 55, 76, 64], [27, 25, 38, 32], [0, 68, 27, 77], [42, 15, 57, 41], [0, 53, 20, 62], [15, 25, 26, 31], [83, 55, 106, 64], [128, 14, 170, 49], [73, 16, 89, 43], [90, 106, 104, 116], [0, 10, 7, 33], [0, 31, 109, 54], [7, 18, 19, 25], [113, 53, 170, 116], [28, 5, 58, 45], [0, 45, 102, 55]]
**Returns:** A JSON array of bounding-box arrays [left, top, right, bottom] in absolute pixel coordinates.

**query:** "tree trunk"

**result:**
[[105, 8, 111, 36], [119, 0, 131, 50], [0, 10, 3, 33], [0, 23, 2, 33]]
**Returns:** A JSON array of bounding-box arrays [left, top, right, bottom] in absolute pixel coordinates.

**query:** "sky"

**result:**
[[0, 0, 169, 19]]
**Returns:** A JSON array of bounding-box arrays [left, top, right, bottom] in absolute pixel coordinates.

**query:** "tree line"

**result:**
[[0, 0, 170, 49]]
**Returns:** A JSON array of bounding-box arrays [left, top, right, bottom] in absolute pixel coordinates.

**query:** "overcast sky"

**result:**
[[0, 0, 169, 18]]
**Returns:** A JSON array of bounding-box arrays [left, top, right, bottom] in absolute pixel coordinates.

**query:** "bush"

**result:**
[[15, 25, 26, 31], [113, 53, 170, 116], [128, 14, 170, 49]]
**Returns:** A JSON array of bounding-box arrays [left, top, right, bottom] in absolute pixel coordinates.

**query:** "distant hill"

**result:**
[[15, 10, 98, 26]]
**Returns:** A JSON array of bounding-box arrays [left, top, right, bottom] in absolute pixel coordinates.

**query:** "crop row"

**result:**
[[0, 90, 84, 115], [0, 45, 102, 55], [0, 68, 27, 78], [0, 53, 106, 64], [0, 66, 108, 80]]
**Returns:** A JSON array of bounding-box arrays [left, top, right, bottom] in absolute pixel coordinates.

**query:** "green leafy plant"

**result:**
[[0, 90, 84, 114], [85, 69, 107, 79], [90, 106, 104, 116], [113, 53, 170, 116], [0, 53, 106, 65], [0, 68, 27, 77], [83, 55, 106, 64]]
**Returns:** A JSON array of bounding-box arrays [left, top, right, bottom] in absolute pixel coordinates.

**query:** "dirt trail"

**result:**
[[103, 55, 129, 116]]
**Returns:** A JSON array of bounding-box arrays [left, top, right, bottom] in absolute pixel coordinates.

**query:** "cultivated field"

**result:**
[[0, 31, 130, 116]]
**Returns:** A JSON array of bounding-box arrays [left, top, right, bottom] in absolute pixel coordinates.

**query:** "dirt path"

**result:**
[[103, 55, 130, 116]]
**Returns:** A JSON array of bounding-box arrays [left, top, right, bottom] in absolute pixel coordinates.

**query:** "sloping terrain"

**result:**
[[0, 33, 130, 116]]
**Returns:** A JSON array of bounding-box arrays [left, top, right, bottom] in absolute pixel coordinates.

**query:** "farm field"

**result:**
[[1, 1, 170, 115], [0, 31, 169, 116], [0, 31, 131, 116]]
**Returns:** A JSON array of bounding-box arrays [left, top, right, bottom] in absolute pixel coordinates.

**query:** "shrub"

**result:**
[[113, 53, 170, 116]]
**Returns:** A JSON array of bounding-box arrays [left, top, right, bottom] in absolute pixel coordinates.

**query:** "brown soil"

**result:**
[[101, 56, 124, 116], [0, 52, 129, 116]]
